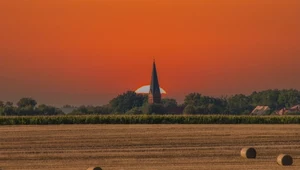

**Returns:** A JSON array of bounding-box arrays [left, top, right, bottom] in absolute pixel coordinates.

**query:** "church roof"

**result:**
[[149, 60, 161, 95], [251, 106, 270, 115]]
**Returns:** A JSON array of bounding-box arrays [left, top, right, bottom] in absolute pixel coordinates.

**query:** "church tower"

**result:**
[[148, 60, 161, 104]]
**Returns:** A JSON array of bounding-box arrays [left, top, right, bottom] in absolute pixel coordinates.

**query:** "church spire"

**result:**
[[148, 59, 161, 104]]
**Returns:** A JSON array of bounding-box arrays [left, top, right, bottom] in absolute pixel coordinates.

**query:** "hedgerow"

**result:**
[[1, 115, 300, 125]]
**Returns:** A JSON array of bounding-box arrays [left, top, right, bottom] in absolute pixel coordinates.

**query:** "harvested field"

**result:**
[[1, 125, 300, 170]]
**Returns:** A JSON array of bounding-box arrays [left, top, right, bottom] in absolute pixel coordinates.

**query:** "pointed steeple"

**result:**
[[148, 59, 161, 104]]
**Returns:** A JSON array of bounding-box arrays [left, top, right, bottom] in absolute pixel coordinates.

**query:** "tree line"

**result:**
[[0, 98, 63, 116], [1, 89, 300, 116], [69, 89, 300, 115]]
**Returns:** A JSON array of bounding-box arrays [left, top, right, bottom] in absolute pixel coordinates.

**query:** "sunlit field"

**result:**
[[1, 125, 300, 170]]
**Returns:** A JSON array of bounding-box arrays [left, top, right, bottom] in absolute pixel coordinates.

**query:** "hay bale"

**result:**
[[87, 167, 102, 170], [240, 147, 256, 159], [277, 154, 293, 166]]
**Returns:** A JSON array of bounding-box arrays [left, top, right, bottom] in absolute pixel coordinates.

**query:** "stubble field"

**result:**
[[1, 125, 300, 170]]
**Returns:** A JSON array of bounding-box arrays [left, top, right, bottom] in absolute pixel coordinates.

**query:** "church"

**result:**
[[134, 60, 166, 103], [148, 60, 162, 104]]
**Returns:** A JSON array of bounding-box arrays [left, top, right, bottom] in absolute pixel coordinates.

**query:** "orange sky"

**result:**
[[1, 0, 300, 106]]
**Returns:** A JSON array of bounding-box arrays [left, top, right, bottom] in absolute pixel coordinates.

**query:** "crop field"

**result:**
[[2, 115, 300, 125], [1, 125, 300, 170]]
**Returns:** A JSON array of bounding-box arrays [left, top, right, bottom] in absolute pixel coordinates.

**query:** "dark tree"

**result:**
[[161, 98, 178, 114], [183, 104, 196, 115], [226, 94, 252, 114], [144, 103, 166, 114], [109, 91, 147, 113], [36, 104, 63, 115], [17, 98, 37, 108]]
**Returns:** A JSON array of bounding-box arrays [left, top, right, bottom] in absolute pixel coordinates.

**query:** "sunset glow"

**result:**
[[1, 0, 300, 106], [135, 85, 167, 94]]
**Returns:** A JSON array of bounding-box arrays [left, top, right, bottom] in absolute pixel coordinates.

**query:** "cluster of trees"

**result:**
[[71, 89, 300, 115], [184, 89, 300, 115], [70, 91, 180, 115], [1, 89, 300, 116], [0, 98, 63, 116]]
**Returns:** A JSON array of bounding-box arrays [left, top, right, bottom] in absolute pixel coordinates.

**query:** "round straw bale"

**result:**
[[277, 154, 293, 166], [87, 167, 102, 170], [240, 147, 256, 159]]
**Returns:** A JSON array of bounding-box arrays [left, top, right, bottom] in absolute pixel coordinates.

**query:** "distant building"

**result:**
[[289, 105, 300, 112], [148, 60, 161, 104], [277, 108, 286, 116], [251, 106, 271, 115], [276, 105, 300, 115]]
